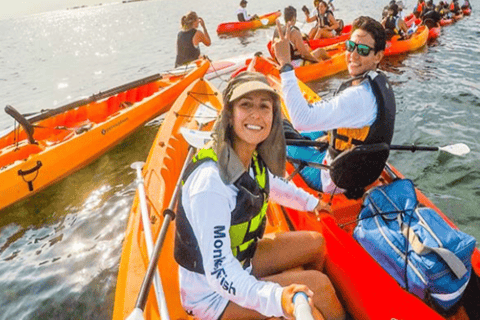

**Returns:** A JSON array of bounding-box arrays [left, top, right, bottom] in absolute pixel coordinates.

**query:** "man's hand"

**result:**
[[272, 19, 293, 67]]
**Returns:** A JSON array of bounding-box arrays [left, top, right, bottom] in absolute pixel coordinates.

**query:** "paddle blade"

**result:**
[[126, 308, 144, 320], [439, 143, 470, 156], [194, 103, 218, 125], [180, 128, 213, 149]]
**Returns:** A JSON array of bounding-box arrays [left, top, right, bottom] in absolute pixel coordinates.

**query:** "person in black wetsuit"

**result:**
[[175, 11, 211, 68]]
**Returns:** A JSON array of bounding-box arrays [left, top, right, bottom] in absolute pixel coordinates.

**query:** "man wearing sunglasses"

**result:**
[[273, 16, 396, 195]]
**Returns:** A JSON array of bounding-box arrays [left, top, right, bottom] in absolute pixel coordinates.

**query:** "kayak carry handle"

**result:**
[[5, 105, 36, 144]]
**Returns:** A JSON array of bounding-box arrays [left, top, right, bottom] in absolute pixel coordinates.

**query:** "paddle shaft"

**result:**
[[285, 139, 440, 152], [133, 121, 209, 313], [132, 163, 170, 320], [293, 292, 315, 320], [25, 74, 163, 124]]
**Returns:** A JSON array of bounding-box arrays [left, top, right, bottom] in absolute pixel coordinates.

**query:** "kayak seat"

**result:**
[[330, 143, 390, 199], [0, 143, 43, 168]]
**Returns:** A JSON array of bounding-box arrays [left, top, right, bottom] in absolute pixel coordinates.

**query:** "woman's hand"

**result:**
[[314, 198, 332, 216], [198, 17, 206, 28], [281, 284, 314, 318]]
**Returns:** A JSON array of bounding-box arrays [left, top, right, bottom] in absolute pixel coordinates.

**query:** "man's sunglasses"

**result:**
[[345, 40, 374, 56]]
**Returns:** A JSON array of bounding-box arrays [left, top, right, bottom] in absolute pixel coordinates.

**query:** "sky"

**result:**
[[0, 0, 120, 20]]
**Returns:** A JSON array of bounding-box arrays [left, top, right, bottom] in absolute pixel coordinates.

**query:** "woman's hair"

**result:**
[[212, 72, 286, 180], [181, 11, 198, 30], [352, 16, 386, 53]]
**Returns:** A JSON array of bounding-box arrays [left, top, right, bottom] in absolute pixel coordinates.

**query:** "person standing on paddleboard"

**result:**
[[273, 16, 396, 196], [174, 72, 346, 320], [175, 11, 211, 68]]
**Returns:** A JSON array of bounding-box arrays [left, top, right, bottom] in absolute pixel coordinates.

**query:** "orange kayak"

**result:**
[[247, 59, 480, 319], [0, 59, 209, 212], [112, 78, 222, 320], [216, 11, 281, 34], [112, 77, 294, 319], [385, 25, 429, 56], [264, 42, 347, 83]]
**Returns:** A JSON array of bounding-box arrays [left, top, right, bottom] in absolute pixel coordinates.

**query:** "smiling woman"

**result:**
[[173, 72, 345, 320]]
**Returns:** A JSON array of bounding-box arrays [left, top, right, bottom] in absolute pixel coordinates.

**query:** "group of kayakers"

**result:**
[[380, 0, 470, 40], [413, 0, 470, 20], [172, 4, 402, 319], [175, 0, 344, 69], [170, 0, 473, 318]]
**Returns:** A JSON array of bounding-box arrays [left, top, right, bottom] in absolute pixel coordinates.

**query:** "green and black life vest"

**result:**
[[174, 148, 270, 274]]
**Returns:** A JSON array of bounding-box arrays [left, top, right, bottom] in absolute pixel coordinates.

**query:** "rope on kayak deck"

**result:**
[[174, 91, 218, 121], [205, 56, 230, 86]]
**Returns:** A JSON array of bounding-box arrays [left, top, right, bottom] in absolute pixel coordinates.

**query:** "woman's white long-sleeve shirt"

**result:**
[[280, 70, 378, 193], [178, 160, 319, 318]]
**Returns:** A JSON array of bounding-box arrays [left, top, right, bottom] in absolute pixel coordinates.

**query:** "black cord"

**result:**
[[205, 56, 229, 84], [173, 91, 218, 120]]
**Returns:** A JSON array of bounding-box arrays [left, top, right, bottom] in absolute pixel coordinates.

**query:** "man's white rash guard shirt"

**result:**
[[280, 70, 378, 193]]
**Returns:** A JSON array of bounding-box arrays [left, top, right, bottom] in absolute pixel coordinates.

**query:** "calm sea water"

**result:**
[[0, 0, 479, 318]]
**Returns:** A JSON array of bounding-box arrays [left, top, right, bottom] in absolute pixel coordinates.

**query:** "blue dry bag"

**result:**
[[353, 179, 476, 312]]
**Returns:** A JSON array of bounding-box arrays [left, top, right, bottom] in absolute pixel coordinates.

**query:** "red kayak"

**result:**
[[429, 26, 441, 40], [463, 8, 472, 16], [307, 25, 352, 50], [216, 11, 281, 34], [246, 56, 480, 320]]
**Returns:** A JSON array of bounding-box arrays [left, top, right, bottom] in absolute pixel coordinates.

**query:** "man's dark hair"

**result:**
[[352, 16, 386, 53], [284, 6, 297, 23], [389, 3, 399, 16]]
